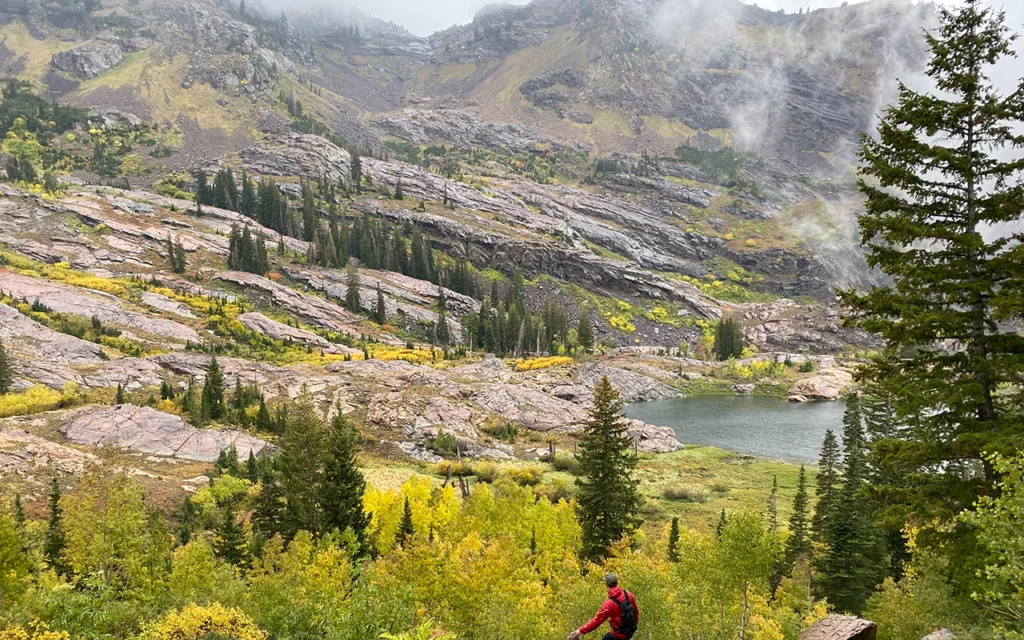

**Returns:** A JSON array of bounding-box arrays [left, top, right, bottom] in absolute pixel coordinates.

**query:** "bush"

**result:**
[[501, 466, 544, 487], [428, 430, 458, 456], [639, 499, 665, 518], [550, 455, 581, 475], [514, 356, 574, 372], [0, 385, 66, 418], [710, 481, 730, 494], [535, 478, 575, 503], [482, 420, 518, 443], [799, 361, 815, 373], [662, 485, 709, 503], [471, 462, 499, 483]]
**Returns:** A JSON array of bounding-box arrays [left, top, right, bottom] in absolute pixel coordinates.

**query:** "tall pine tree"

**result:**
[[43, 476, 68, 576], [201, 356, 225, 422], [838, 0, 1024, 572], [576, 376, 643, 562], [278, 389, 325, 537], [811, 429, 842, 543], [0, 340, 13, 394], [319, 409, 369, 552]]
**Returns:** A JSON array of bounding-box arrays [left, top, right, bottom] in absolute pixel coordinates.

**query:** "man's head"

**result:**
[[605, 573, 618, 588]]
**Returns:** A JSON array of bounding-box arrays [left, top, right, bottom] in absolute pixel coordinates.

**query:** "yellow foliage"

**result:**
[[139, 603, 266, 640], [0, 385, 63, 418], [0, 623, 69, 640], [514, 356, 574, 371], [608, 315, 636, 333]]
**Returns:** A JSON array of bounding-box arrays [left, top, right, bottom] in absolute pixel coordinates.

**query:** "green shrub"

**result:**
[[663, 485, 708, 503], [501, 466, 544, 487]]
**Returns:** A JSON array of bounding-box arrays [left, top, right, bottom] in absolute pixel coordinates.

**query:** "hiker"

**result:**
[[568, 573, 639, 640]]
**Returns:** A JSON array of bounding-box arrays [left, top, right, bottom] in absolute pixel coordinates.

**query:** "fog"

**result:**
[[257, 0, 972, 37]]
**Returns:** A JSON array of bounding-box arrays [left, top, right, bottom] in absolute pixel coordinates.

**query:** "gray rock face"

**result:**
[[239, 134, 352, 185], [140, 292, 197, 319], [59, 405, 269, 462], [577, 363, 679, 403], [0, 302, 105, 388], [370, 109, 564, 155], [237, 312, 360, 355], [0, 272, 200, 345], [213, 271, 361, 335], [51, 40, 124, 79]]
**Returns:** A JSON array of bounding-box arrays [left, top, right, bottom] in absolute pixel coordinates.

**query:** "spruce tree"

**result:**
[[320, 409, 369, 551], [213, 506, 250, 569], [43, 476, 68, 576], [767, 475, 779, 532], [13, 495, 24, 529], [350, 152, 362, 193], [837, 0, 1024, 566], [278, 390, 325, 536], [811, 429, 842, 542], [345, 261, 361, 313], [0, 339, 13, 394], [436, 287, 450, 346], [395, 496, 415, 548], [374, 284, 386, 325], [201, 356, 225, 422], [246, 451, 259, 483], [577, 308, 595, 354], [240, 171, 256, 218], [716, 509, 727, 538], [115, 382, 126, 405], [784, 465, 811, 573], [576, 376, 643, 562], [667, 516, 680, 563], [255, 397, 272, 433], [252, 468, 286, 540], [394, 179, 404, 200], [814, 397, 889, 614], [301, 180, 317, 242]]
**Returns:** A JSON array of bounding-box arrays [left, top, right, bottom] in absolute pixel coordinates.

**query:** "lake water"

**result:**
[[625, 395, 846, 463]]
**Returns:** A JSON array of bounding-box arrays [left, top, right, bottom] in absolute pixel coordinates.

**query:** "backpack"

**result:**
[[611, 590, 638, 637]]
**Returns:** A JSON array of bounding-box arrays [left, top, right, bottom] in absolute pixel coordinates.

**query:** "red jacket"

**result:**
[[579, 586, 639, 638]]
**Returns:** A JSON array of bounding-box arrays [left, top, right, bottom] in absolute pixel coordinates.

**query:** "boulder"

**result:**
[[627, 420, 684, 453], [59, 405, 269, 462], [921, 631, 954, 640], [787, 369, 854, 402], [732, 384, 755, 395], [51, 40, 124, 79]]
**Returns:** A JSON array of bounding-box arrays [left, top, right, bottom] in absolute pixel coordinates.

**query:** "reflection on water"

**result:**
[[625, 395, 846, 463]]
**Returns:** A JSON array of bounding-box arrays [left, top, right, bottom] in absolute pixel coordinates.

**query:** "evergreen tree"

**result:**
[[351, 152, 362, 193], [301, 180, 317, 242], [767, 475, 779, 532], [278, 390, 325, 536], [374, 284, 386, 324], [394, 179, 404, 200], [43, 476, 68, 576], [159, 380, 175, 401], [115, 382, 126, 405], [784, 465, 811, 573], [837, 0, 1024, 572], [0, 340, 13, 394], [320, 409, 369, 552], [255, 397, 272, 433], [395, 496, 414, 548], [13, 495, 24, 529], [195, 170, 212, 206], [716, 509, 727, 538], [240, 171, 256, 219], [667, 516, 680, 563], [814, 396, 890, 614], [252, 468, 286, 540], [577, 308, 595, 354], [345, 261, 361, 313], [183, 376, 203, 426], [811, 429, 842, 542], [201, 356, 225, 422], [213, 506, 250, 569], [714, 317, 745, 360], [576, 376, 643, 562], [436, 286, 450, 346], [246, 450, 259, 483]]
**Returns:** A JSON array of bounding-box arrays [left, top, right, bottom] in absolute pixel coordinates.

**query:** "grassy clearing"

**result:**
[[0, 22, 75, 84]]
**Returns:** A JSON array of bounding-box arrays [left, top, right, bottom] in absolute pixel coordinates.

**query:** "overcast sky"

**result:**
[[328, 0, 974, 37]]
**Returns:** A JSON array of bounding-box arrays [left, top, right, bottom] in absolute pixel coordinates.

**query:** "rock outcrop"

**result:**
[[239, 134, 352, 185], [51, 40, 123, 79], [238, 312, 361, 355], [213, 271, 362, 335], [59, 405, 269, 462], [787, 369, 854, 402], [0, 302, 105, 389], [577, 363, 679, 403], [0, 271, 201, 345]]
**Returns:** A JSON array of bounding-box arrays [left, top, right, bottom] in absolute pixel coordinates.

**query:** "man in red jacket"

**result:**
[[568, 574, 640, 640]]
